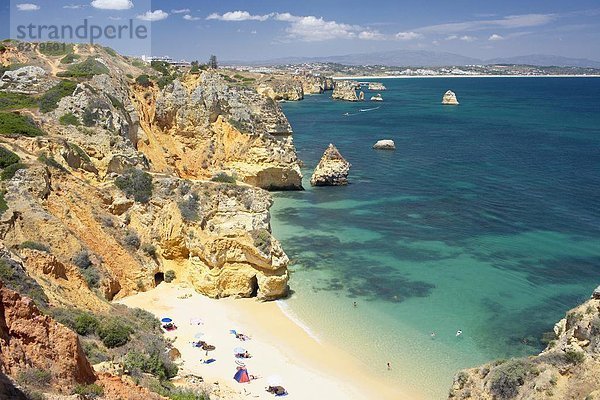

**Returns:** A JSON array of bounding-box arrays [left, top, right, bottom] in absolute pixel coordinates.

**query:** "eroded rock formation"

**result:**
[[310, 144, 351, 186], [332, 80, 360, 101], [442, 90, 459, 105], [373, 140, 396, 150]]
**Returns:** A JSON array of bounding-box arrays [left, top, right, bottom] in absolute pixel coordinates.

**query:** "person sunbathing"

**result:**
[[235, 351, 252, 359], [162, 323, 177, 331], [266, 386, 288, 396], [236, 333, 250, 341]]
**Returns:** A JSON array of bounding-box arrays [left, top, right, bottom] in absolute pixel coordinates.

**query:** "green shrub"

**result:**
[[0, 258, 49, 310], [178, 193, 200, 221], [164, 270, 176, 283], [37, 153, 65, 170], [39, 80, 77, 113], [68, 143, 91, 163], [124, 350, 178, 381], [0, 44, 5, 53], [17, 368, 52, 387], [115, 168, 153, 203], [564, 350, 585, 365], [72, 383, 104, 398], [82, 267, 101, 289], [253, 229, 271, 253], [60, 57, 109, 78], [1, 162, 26, 181], [131, 59, 146, 68], [0, 92, 37, 110], [0, 112, 44, 136], [126, 73, 134, 79], [60, 53, 81, 64], [103, 47, 117, 57], [135, 74, 152, 87], [150, 61, 170, 76], [541, 331, 557, 345], [141, 243, 156, 257], [0, 145, 20, 167], [157, 75, 174, 89], [59, 112, 80, 126], [74, 312, 99, 336], [82, 341, 110, 364], [73, 250, 92, 269], [97, 319, 132, 348], [38, 42, 72, 56], [20, 241, 50, 252], [211, 172, 236, 184], [0, 191, 6, 214], [489, 359, 537, 399], [124, 231, 141, 249]]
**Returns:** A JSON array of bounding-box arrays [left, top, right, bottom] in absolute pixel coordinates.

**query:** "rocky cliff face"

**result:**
[[310, 144, 351, 186], [332, 80, 360, 101], [257, 74, 334, 100], [449, 288, 600, 400], [0, 43, 294, 302], [0, 281, 97, 391], [134, 72, 303, 190]]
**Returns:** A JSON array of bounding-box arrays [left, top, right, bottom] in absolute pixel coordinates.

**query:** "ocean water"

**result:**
[[270, 78, 600, 399]]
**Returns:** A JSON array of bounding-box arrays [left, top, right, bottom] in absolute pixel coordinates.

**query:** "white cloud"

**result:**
[[137, 10, 168, 21], [416, 13, 556, 34], [171, 8, 190, 14], [207, 10, 392, 42], [207, 11, 272, 22], [251, 30, 257, 34], [358, 30, 385, 40], [395, 31, 423, 41], [63, 4, 85, 9], [90, 0, 133, 10], [489, 34, 504, 41], [16, 3, 40, 11], [460, 35, 476, 42], [183, 14, 200, 21], [108, 16, 122, 20]]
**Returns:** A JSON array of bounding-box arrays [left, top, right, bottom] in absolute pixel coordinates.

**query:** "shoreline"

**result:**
[[118, 283, 418, 400], [332, 74, 600, 80]]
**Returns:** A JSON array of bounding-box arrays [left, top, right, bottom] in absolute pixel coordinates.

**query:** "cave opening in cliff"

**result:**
[[154, 272, 164, 286], [250, 276, 259, 297]]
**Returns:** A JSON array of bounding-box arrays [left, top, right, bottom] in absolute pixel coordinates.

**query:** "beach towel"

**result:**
[[203, 358, 216, 364]]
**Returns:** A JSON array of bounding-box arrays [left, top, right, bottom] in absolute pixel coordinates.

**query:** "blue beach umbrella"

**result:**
[[233, 347, 246, 355], [194, 332, 205, 339], [161, 317, 172, 323]]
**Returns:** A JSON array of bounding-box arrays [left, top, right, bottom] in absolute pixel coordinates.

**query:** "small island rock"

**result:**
[[332, 80, 359, 101], [310, 144, 351, 186], [442, 90, 459, 105], [373, 140, 396, 150]]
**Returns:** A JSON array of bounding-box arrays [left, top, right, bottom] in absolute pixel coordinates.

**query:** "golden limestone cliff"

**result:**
[[0, 43, 295, 303], [449, 288, 600, 400]]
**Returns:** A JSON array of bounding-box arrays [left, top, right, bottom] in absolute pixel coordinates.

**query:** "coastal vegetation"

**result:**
[[115, 168, 153, 203], [0, 92, 37, 110], [0, 112, 44, 136], [57, 57, 110, 78], [39, 80, 77, 113]]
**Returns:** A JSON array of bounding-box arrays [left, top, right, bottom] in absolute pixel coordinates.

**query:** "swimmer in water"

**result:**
[[456, 330, 463, 337]]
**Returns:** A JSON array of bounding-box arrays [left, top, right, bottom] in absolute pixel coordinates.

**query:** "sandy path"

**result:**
[[119, 283, 417, 400]]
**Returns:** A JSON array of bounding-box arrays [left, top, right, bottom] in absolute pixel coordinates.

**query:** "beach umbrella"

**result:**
[[233, 367, 250, 383], [267, 375, 284, 387], [194, 332, 205, 339], [161, 317, 172, 323], [233, 347, 246, 355]]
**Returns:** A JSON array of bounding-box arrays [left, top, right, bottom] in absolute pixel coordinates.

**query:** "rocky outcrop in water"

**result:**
[[332, 80, 360, 101], [449, 287, 600, 400], [373, 140, 396, 150], [442, 90, 459, 105], [368, 82, 387, 91], [257, 79, 304, 101], [310, 144, 351, 186]]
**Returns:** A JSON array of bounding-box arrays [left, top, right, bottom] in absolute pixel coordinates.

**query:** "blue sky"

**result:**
[[2, 0, 600, 61]]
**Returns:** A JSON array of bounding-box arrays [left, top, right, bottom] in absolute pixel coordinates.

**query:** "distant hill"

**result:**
[[486, 54, 600, 68], [225, 50, 600, 68]]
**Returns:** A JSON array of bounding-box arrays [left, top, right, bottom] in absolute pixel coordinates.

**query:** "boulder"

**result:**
[[368, 82, 387, 91], [310, 144, 351, 186], [373, 140, 396, 150], [593, 285, 600, 299], [0, 66, 54, 94], [442, 90, 459, 105]]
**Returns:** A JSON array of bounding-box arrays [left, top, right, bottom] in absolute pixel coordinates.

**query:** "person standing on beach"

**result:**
[[387, 362, 391, 370]]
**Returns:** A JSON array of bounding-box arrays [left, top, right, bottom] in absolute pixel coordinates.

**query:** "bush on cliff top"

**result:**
[[211, 172, 237, 184], [0, 258, 49, 310], [20, 241, 50, 252], [489, 359, 538, 400], [58, 57, 110, 78], [0, 145, 20, 168], [0, 92, 38, 110], [59, 112, 80, 126], [39, 80, 77, 113], [135, 74, 152, 88], [1, 162, 27, 181], [115, 168, 153, 203], [0, 112, 44, 137]]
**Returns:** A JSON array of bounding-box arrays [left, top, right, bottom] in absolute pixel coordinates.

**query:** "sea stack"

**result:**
[[373, 140, 396, 150], [368, 82, 387, 91], [332, 80, 359, 101], [310, 144, 351, 186], [442, 90, 459, 105]]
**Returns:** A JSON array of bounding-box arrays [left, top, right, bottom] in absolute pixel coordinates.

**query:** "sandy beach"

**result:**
[[119, 283, 417, 400]]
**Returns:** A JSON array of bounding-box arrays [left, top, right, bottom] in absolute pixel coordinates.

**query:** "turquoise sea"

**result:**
[[271, 78, 600, 399]]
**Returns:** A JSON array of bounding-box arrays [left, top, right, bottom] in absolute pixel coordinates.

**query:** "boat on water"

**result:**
[[370, 94, 384, 102]]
